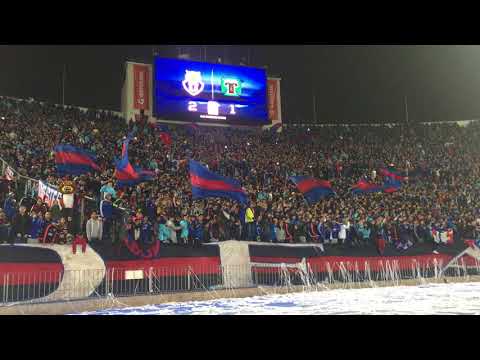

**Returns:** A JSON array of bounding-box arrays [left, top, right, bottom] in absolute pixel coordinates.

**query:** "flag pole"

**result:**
[[62, 64, 66, 106], [404, 95, 409, 124]]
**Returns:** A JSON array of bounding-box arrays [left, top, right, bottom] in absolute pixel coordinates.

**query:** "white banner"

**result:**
[[38, 181, 63, 207], [5, 166, 14, 181]]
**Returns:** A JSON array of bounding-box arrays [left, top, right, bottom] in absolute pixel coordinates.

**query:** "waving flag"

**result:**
[[156, 123, 172, 147], [383, 177, 402, 193], [351, 179, 383, 195], [114, 134, 155, 187], [189, 160, 248, 205], [54, 144, 101, 175], [379, 166, 407, 181], [289, 176, 335, 205]]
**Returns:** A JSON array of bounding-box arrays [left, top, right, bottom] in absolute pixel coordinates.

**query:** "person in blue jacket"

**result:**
[[145, 197, 156, 224], [29, 211, 45, 242], [191, 216, 205, 247], [270, 218, 278, 243], [140, 216, 154, 251]]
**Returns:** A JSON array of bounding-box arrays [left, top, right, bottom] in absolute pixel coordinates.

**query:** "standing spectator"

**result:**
[[30, 198, 48, 216], [276, 219, 286, 243], [245, 203, 255, 241], [86, 211, 103, 244], [56, 217, 69, 244], [49, 199, 62, 222], [166, 217, 180, 244], [100, 193, 113, 243], [3, 192, 16, 222], [0, 210, 11, 244], [140, 216, 154, 251], [11, 205, 31, 245], [191, 215, 205, 246], [41, 213, 57, 244], [29, 211, 45, 243], [179, 215, 189, 245], [157, 214, 171, 244], [339, 219, 348, 246], [100, 181, 116, 200]]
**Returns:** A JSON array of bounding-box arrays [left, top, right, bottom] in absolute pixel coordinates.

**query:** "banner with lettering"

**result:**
[[38, 181, 63, 207], [133, 64, 150, 110]]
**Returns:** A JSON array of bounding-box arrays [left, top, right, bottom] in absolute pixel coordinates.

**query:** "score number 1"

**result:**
[[188, 102, 236, 115]]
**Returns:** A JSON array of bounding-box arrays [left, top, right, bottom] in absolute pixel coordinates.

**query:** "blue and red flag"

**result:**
[[189, 160, 248, 205], [156, 123, 172, 147], [289, 176, 335, 205], [379, 166, 407, 181], [54, 144, 101, 175], [114, 134, 155, 187], [383, 177, 402, 193], [351, 179, 383, 195]]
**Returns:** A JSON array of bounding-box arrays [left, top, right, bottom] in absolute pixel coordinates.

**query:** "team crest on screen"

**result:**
[[182, 70, 205, 96], [221, 78, 242, 97]]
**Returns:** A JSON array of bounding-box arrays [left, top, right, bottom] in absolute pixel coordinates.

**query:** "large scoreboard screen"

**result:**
[[153, 57, 268, 125]]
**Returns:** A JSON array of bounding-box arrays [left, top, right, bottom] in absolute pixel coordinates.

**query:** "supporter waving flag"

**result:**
[[289, 176, 335, 205], [114, 133, 155, 187], [351, 179, 383, 195], [189, 160, 249, 205], [54, 144, 101, 175]]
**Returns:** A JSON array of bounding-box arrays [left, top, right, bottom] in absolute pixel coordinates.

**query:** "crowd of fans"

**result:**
[[1, 95, 480, 255]]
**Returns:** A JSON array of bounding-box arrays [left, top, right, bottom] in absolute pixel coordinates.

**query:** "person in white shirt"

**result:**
[[339, 219, 349, 245], [166, 217, 181, 244], [86, 211, 103, 244]]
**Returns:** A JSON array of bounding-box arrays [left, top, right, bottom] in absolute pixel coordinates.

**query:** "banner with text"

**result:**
[[38, 181, 63, 207], [267, 78, 282, 128], [133, 64, 150, 110]]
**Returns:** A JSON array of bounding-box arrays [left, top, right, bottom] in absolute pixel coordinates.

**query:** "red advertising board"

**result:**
[[267, 79, 279, 122], [133, 64, 150, 110]]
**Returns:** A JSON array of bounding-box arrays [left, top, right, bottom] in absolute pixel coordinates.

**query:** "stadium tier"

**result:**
[[0, 93, 480, 304]]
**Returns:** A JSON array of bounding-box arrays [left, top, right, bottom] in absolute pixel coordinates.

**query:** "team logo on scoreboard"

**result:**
[[221, 78, 242, 97], [182, 70, 205, 96]]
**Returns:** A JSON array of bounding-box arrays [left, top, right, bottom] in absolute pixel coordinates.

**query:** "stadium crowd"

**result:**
[[1, 95, 480, 255]]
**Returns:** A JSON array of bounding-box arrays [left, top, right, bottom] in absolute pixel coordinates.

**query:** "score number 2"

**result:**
[[188, 102, 236, 115]]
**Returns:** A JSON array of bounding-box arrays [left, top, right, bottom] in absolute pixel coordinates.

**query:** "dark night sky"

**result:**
[[1, 45, 480, 124]]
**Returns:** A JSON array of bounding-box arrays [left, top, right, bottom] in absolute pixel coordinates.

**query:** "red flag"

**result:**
[[159, 132, 172, 147]]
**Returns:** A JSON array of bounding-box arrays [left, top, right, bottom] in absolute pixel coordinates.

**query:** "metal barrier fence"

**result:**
[[0, 264, 250, 305], [2, 258, 480, 306]]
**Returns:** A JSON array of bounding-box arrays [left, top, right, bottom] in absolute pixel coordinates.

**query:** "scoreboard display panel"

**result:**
[[153, 57, 268, 125]]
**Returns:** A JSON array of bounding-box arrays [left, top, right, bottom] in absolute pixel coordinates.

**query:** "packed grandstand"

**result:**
[[0, 95, 479, 256]]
